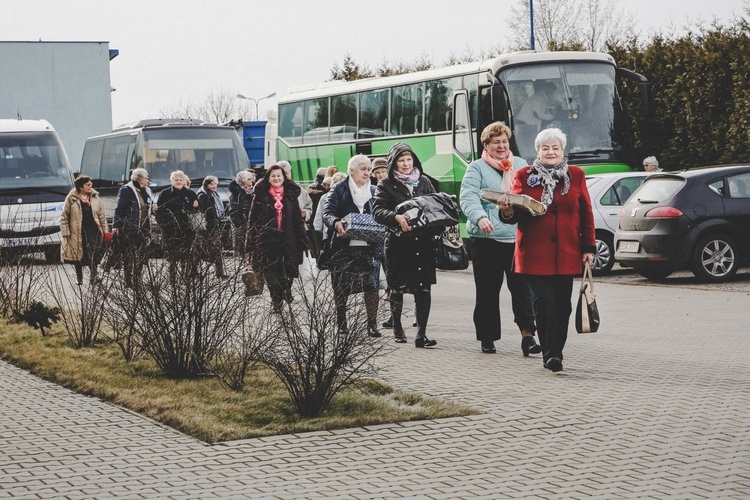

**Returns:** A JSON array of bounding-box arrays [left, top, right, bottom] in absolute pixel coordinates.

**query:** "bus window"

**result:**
[[330, 94, 356, 142], [303, 98, 329, 144], [279, 102, 303, 145], [391, 83, 423, 136], [81, 139, 104, 179], [358, 89, 388, 139], [425, 77, 461, 133], [101, 134, 136, 182], [464, 74, 479, 129]]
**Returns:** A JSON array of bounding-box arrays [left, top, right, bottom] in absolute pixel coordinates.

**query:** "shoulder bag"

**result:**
[[434, 224, 469, 270], [575, 262, 601, 333]]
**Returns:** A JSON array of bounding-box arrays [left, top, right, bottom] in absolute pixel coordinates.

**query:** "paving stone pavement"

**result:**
[[1, 270, 749, 499]]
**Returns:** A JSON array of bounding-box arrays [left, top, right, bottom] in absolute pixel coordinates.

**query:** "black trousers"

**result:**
[[524, 274, 574, 363], [470, 238, 536, 342]]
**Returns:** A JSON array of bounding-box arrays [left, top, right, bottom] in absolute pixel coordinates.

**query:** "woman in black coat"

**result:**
[[228, 170, 256, 258], [373, 142, 440, 347], [247, 164, 310, 310], [197, 175, 227, 278], [323, 154, 384, 337], [156, 170, 198, 265]]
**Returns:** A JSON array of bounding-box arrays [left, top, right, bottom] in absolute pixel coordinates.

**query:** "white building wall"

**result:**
[[0, 41, 114, 170]]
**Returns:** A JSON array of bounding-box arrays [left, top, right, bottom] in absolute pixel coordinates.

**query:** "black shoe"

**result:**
[[412, 319, 418, 327], [481, 340, 496, 354], [415, 336, 437, 348], [367, 321, 382, 338], [338, 324, 350, 335], [545, 357, 563, 372], [216, 273, 229, 279], [521, 336, 541, 357], [382, 317, 394, 328], [394, 328, 407, 343]]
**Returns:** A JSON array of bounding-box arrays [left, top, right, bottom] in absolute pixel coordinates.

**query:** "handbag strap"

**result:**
[[580, 261, 595, 294]]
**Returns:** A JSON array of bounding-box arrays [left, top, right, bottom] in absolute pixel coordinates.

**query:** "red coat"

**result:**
[[511, 165, 595, 276]]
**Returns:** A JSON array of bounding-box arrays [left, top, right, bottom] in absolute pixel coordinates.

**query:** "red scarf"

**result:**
[[482, 149, 516, 192], [269, 185, 284, 230]]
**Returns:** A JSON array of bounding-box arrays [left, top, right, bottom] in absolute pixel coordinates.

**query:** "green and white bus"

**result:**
[[271, 50, 648, 194]]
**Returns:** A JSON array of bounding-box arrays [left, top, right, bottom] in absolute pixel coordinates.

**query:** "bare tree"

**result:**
[[507, 0, 635, 51], [159, 89, 254, 123]]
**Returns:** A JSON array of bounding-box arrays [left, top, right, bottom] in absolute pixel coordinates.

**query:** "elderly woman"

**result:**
[[460, 121, 538, 355], [642, 156, 661, 172], [323, 155, 384, 337], [197, 175, 228, 278], [155, 170, 199, 265], [373, 142, 440, 348], [61, 175, 108, 285], [314, 172, 347, 240], [228, 170, 256, 257], [247, 164, 310, 311], [112, 167, 155, 287], [499, 128, 595, 372]]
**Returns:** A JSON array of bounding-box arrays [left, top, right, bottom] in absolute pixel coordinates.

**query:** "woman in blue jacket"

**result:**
[[459, 122, 538, 355]]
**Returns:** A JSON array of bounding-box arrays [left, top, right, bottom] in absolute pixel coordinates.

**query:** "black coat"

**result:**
[[197, 188, 224, 234], [247, 178, 310, 270], [322, 178, 384, 262], [156, 186, 198, 242], [373, 143, 439, 290], [228, 180, 254, 228]]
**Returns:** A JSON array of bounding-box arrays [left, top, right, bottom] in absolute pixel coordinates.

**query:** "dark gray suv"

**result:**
[[614, 165, 750, 282]]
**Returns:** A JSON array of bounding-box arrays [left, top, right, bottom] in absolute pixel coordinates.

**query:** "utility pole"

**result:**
[[529, 0, 535, 50]]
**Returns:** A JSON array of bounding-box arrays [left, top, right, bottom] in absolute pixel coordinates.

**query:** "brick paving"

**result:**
[[1, 270, 749, 498]]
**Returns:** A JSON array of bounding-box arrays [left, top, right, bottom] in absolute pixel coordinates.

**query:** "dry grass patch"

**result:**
[[0, 321, 477, 443]]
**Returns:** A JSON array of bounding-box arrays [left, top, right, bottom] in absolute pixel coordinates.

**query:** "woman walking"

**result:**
[[460, 121, 539, 355], [61, 175, 108, 285], [247, 164, 310, 311], [112, 168, 154, 288], [197, 175, 228, 278], [323, 154, 383, 337], [155, 170, 199, 271], [373, 142, 440, 348], [499, 128, 595, 372]]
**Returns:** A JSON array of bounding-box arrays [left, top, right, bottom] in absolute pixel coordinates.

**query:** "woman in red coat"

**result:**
[[498, 128, 595, 373]]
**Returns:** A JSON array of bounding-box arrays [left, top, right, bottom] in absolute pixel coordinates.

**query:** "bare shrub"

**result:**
[[44, 258, 110, 348], [0, 249, 46, 319], [105, 245, 245, 378], [262, 261, 391, 417]]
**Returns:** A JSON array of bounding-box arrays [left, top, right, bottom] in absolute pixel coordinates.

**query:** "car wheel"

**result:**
[[44, 246, 61, 264], [637, 269, 672, 281], [592, 232, 615, 275], [691, 234, 739, 283]]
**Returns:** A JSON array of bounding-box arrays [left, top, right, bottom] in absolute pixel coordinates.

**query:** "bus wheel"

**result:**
[[44, 246, 61, 264]]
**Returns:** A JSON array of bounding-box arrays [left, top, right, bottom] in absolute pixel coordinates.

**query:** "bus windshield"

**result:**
[[142, 127, 249, 183], [501, 62, 619, 162], [0, 131, 73, 191]]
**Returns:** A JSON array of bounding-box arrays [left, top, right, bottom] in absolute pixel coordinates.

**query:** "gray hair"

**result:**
[[331, 172, 347, 185], [347, 154, 371, 173], [535, 128, 567, 151], [202, 175, 218, 188], [170, 170, 188, 183], [131, 167, 149, 182], [236, 170, 254, 185], [277, 160, 291, 173], [643, 156, 659, 168]]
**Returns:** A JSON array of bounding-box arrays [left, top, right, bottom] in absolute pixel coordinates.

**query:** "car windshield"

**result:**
[[142, 127, 249, 183], [0, 132, 72, 190], [632, 177, 684, 203]]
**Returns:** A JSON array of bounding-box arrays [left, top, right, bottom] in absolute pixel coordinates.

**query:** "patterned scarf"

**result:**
[[527, 157, 570, 209], [482, 149, 516, 192], [269, 185, 284, 230], [241, 184, 254, 196], [393, 167, 421, 190]]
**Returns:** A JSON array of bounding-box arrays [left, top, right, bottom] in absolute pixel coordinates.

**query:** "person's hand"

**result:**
[[151, 204, 158, 211], [112, 228, 119, 235], [335, 220, 348, 237], [192, 200, 199, 208], [395, 213, 411, 232], [497, 194, 515, 217], [477, 217, 494, 234], [582, 252, 595, 265], [301, 209, 307, 218]]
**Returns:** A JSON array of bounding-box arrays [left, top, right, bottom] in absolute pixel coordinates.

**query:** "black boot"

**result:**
[[367, 320, 382, 338], [522, 336, 541, 357], [414, 290, 436, 348]]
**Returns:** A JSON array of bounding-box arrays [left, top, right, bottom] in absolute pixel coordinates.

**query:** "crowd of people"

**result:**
[[60, 124, 601, 372]]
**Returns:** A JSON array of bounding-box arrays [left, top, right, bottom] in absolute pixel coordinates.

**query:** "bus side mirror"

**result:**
[[616, 67, 650, 117]]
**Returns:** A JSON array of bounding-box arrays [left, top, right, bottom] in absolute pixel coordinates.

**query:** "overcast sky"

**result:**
[[3, 0, 744, 127]]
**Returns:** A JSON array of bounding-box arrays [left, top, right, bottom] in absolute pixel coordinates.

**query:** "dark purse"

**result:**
[[575, 262, 601, 333], [434, 224, 469, 271], [316, 235, 333, 271]]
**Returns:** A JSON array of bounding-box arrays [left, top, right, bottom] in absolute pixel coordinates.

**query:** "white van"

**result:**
[[0, 119, 75, 262]]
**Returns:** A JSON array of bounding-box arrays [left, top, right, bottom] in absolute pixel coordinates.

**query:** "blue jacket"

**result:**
[[459, 156, 527, 242], [113, 182, 154, 233]]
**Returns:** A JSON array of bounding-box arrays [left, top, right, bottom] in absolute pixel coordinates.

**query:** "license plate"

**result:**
[[618, 241, 640, 253], [4, 237, 35, 248]]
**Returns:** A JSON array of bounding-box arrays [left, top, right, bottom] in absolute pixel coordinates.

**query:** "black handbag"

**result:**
[[434, 225, 469, 270], [395, 192, 460, 232], [575, 262, 600, 333]]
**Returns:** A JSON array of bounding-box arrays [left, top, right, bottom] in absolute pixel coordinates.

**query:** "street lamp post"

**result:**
[[236, 92, 277, 121]]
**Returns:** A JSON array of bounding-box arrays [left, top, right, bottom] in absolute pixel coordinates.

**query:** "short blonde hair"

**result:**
[[331, 172, 347, 185], [481, 121, 512, 146], [170, 170, 189, 183]]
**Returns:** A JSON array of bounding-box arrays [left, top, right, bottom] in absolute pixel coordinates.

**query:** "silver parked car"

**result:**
[[585, 172, 651, 274]]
